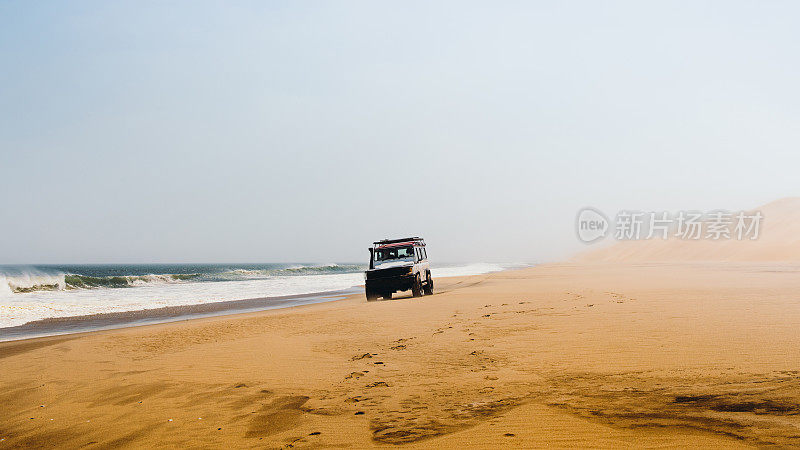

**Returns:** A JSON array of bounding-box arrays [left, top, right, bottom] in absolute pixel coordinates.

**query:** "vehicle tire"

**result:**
[[423, 272, 433, 295], [412, 274, 422, 297], [366, 288, 379, 301], [382, 291, 392, 300]]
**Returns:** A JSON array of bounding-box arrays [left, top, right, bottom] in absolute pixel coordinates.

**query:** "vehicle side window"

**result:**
[[423, 248, 427, 260]]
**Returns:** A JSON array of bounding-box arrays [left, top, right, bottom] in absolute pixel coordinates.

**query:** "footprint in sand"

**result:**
[[605, 291, 633, 303], [365, 381, 390, 388], [345, 372, 364, 380], [351, 353, 376, 361], [244, 395, 309, 438]]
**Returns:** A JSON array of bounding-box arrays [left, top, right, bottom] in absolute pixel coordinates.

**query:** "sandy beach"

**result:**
[[5, 1, 800, 447], [3, 262, 800, 448]]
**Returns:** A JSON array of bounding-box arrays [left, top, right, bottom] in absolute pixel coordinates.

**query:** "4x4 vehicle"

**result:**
[[364, 237, 433, 301]]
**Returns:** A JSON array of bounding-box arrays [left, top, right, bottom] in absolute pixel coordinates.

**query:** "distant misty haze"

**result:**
[[2, 1, 799, 264]]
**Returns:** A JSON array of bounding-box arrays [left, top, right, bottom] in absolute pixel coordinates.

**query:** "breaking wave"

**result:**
[[0, 264, 367, 295], [5, 273, 201, 293]]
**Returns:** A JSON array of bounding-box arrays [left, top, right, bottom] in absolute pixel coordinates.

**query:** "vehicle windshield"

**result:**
[[374, 246, 414, 262]]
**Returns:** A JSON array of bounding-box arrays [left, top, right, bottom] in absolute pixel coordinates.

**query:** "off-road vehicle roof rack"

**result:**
[[373, 237, 425, 246]]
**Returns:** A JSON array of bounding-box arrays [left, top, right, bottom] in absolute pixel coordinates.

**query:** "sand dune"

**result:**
[[575, 197, 800, 263]]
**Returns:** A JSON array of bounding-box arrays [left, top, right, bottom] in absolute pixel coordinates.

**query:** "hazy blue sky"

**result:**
[[2, 1, 799, 264]]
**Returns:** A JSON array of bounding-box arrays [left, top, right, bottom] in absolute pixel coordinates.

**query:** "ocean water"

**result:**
[[0, 262, 516, 328]]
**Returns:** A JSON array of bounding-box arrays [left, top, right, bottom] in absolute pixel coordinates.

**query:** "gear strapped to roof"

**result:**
[[373, 237, 425, 248]]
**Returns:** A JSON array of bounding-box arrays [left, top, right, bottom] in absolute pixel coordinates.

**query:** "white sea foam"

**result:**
[[0, 276, 13, 297], [0, 273, 365, 329], [2, 271, 66, 292]]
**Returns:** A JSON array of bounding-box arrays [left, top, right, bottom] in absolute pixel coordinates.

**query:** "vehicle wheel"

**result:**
[[412, 274, 422, 297], [382, 291, 392, 300], [366, 288, 379, 301], [423, 272, 433, 295]]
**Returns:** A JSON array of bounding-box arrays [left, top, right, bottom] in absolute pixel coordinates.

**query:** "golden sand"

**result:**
[[3, 261, 800, 447]]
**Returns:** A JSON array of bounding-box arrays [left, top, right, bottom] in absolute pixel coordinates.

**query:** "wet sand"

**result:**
[[2, 264, 800, 447], [0, 288, 359, 342]]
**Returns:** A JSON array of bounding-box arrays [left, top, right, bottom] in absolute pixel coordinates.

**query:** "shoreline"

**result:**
[[0, 266, 522, 343], [0, 287, 361, 343]]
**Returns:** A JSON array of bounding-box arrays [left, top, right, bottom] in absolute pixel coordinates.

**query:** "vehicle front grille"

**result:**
[[365, 266, 411, 280]]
